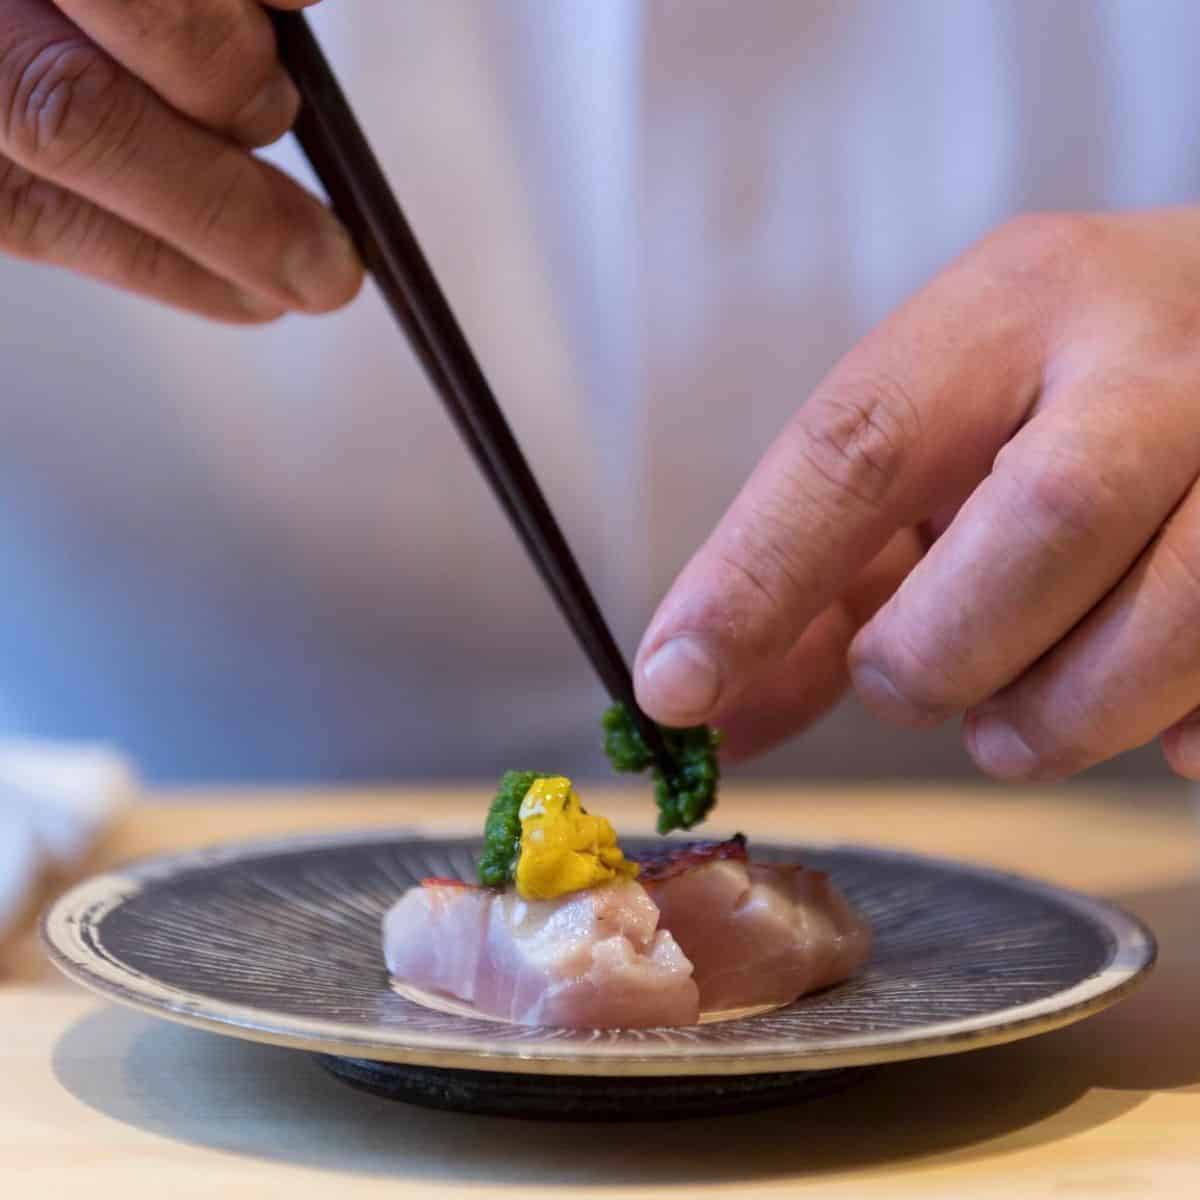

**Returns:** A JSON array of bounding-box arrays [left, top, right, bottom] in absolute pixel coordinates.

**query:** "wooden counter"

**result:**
[[2, 783, 1197, 1197]]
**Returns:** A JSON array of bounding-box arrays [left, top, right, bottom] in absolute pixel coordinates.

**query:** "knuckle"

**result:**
[[151, 0, 279, 128], [1136, 309, 1200, 365], [801, 371, 921, 511], [980, 211, 1105, 291], [714, 525, 803, 639], [678, 515, 812, 661], [0, 155, 35, 244], [2, 37, 135, 175], [177, 2, 257, 72], [99, 0, 263, 73], [713, 550, 791, 637], [995, 444, 1106, 543], [0, 156, 83, 257], [1023, 459, 1099, 539]]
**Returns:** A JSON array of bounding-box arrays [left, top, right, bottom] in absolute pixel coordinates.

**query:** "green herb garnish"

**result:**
[[601, 703, 720, 834], [477, 769, 551, 886]]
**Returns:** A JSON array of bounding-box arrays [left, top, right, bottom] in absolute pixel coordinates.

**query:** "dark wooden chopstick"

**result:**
[[269, 11, 677, 779]]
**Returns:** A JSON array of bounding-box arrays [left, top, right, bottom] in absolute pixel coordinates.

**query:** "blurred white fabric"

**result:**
[[1, 1, 1199, 784], [0, 744, 136, 949]]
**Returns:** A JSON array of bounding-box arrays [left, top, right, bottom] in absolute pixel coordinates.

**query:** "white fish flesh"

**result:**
[[382, 877, 700, 1028], [638, 836, 871, 1012]]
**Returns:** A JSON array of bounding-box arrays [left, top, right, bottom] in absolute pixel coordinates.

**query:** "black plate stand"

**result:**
[[314, 1055, 869, 1121]]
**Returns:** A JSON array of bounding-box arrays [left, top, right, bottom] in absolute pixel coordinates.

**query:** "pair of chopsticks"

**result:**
[[269, 12, 677, 780]]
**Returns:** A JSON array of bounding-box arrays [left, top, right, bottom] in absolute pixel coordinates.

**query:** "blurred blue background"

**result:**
[[2, 0, 1199, 785]]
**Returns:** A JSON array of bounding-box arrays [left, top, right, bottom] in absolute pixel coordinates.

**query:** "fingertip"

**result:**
[[171, 288, 289, 326], [962, 709, 1063, 782], [330, 252, 366, 310], [230, 291, 289, 324], [300, 259, 365, 313], [1161, 721, 1200, 781], [634, 634, 723, 727], [231, 72, 302, 149], [281, 220, 365, 312]]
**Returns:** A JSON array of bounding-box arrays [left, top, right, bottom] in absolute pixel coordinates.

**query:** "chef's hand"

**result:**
[[636, 209, 1200, 782], [0, 0, 361, 321]]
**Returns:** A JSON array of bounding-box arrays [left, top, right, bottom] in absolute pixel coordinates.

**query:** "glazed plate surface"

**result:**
[[43, 832, 1155, 1078]]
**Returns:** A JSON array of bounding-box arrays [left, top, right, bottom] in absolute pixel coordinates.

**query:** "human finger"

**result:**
[[52, 0, 317, 147], [850, 357, 1200, 727], [634, 220, 1055, 727], [0, 0, 362, 312], [963, 475, 1200, 780], [0, 151, 285, 321]]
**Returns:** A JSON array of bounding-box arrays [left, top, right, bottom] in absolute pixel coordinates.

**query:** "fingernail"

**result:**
[[852, 663, 947, 728], [966, 714, 1039, 780], [235, 288, 286, 320], [281, 221, 362, 311], [236, 72, 301, 145], [1165, 713, 1200, 777], [638, 636, 721, 723]]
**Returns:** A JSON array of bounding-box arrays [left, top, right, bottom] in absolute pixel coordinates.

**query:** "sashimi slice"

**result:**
[[383, 877, 699, 1028], [638, 836, 871, 1012]]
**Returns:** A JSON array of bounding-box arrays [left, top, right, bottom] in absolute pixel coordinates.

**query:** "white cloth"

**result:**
[[0, 743, 135, 948], [1, 1, 1198, 782]]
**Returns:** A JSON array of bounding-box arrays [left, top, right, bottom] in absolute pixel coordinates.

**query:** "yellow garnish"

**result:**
[[514, 776, 639, 900]]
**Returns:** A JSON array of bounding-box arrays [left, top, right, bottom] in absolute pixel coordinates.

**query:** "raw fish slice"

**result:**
[[384, 878, 490, 1005], [383, 878, 699, 1028], [639, 837, 871, 1012]]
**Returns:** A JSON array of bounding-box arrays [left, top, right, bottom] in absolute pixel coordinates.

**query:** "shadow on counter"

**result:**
[[49, 877, 1196, 1187]]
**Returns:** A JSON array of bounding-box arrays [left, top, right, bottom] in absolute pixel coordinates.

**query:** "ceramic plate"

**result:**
[[43, 832, 1154, 1080]]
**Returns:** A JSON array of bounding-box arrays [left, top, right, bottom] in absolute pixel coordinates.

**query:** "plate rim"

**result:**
[[42, 829, 1158, 1078]]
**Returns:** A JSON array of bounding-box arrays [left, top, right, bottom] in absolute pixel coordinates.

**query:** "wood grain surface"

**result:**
[[2, 783, 1197, 1198]]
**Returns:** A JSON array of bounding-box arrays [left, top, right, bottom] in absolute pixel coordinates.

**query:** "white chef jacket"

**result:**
[[1, 1, 1198, 782]]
